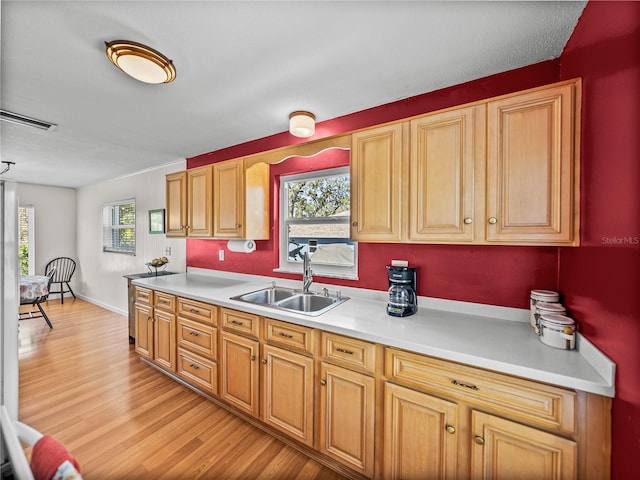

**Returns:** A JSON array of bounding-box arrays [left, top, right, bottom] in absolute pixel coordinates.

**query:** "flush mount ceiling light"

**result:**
[[105, 40, 176, 84], [289, 111, 316, 138]]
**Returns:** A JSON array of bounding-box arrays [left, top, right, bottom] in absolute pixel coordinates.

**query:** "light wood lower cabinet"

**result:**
[[318, 361, 376, 477], [132, 290, 609, 480], [220, 330, 260, 417], [177, 347, 218, 395], [261, 343, 314, 446], [134, 302, 154, 359], [153, 309, 176, 371], [383, 382, 459, 480], [134, 288, 176, 372], [471, 410, 577, 480]]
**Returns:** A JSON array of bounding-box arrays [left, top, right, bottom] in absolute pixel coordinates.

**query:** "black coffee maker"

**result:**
[[386, 265, 418, 317]]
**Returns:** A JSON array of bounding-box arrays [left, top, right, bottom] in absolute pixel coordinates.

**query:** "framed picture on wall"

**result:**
[[149, 209, 165, 234]]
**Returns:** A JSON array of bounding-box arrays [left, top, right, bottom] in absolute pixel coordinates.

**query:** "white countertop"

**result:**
[[132, 268, 615, 397]]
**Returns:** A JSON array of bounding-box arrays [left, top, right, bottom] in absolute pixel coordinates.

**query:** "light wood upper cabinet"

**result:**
[[409, 105, 484, 243], [486, 81, 579, 245], [350, 123, 408, 242], [186, 165, 214, 237], [165, 166, 213, 237], [471, 411, 577, 480], [213, 158, 269, 239], [165, 171, 187, 237]]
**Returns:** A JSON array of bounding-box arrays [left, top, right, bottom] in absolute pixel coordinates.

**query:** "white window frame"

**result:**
[[102, 199, 136, 255], [277, 167, 358, 280]]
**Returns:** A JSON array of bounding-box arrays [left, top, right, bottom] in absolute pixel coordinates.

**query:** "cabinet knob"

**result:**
[[251, 355, 256, 361], [445, 424, 456, 434], [464, 217, 473, 225], [352, 221, 358, 227], [474, 435, 485, 446], [262, 358, 268, 364], [488, 217, 497, 225], [320, 379, 327, 386], [236, 224, 242, 228], [186, 225, 191, 230]]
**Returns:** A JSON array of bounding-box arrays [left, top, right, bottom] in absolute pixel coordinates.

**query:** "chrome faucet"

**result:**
[[302, 251, 313, 293]]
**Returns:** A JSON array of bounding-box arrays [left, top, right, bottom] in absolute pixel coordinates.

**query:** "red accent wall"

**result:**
[[558, 2, 640, 478], [188, 61, 561, 309]]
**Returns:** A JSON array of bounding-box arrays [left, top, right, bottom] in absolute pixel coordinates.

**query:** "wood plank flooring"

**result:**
[[17, 298, 346, 479]]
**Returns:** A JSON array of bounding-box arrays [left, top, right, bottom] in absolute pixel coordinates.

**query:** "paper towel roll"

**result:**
[[227, 239, 256, 253]]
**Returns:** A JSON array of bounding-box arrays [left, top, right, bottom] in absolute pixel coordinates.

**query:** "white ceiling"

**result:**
[[0, 0, 586, 189]]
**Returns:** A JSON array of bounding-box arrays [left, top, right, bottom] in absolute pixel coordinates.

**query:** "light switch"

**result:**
[[219, 249, 224, 261]]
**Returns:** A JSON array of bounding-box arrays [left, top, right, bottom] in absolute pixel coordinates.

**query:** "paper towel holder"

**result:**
[[227, 239, 256, 253]]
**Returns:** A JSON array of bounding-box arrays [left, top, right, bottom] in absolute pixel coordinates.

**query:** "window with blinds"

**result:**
[[103, 199, 136, 255]]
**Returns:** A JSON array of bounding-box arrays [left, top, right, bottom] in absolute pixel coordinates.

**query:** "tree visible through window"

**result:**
[[103, 199, 136, 255], [280, 167, 357, 278]]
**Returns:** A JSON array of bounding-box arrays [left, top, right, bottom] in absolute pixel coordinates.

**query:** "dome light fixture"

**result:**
[[105, 40, 176, 84], [289, 111, 316, 138]]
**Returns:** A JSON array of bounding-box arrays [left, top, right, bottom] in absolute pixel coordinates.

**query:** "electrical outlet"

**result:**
[[218, 249, 224, 261], [165, 246, 171, 256]]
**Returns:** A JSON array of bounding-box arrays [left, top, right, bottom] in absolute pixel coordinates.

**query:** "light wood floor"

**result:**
[[18, 298, 346, 479]]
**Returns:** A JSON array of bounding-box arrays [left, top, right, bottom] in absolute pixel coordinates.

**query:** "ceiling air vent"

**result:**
[[0, 109, 57, 131]]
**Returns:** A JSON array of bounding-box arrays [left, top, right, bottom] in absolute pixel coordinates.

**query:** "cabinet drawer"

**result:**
[[134, 287, 153, 305], [177, 318, 217, 359], [177, 297, 217, 326], [221, 308, 260, 338], [154, 291, 176, 312], [177, 347, 218, 395], [321, 332, 376, 375], [385, 348, 576, 433], [263, 318, 315, 355]]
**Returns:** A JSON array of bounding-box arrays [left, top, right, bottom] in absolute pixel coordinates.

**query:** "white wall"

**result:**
[[76, 162, 186, 314], [17, 183, 77, 290]]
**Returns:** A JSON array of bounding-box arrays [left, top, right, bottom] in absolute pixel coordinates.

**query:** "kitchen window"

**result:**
[[103, 199, 136, 255], [278, 167, 357, 279]]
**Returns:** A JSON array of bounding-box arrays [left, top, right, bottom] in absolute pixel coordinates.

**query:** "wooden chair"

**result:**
[[44, 257, 76, 304], [19, 268, 55, 328]]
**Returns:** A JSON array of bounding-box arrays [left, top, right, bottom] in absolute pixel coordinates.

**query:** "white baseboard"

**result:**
[[75, 293, 127, 317]]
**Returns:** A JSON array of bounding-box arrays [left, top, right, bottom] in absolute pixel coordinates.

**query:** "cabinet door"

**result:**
[[187, 165, 213, 237], [220, 330, 259, 416], [261, 344, 314, 446], [165, 171, 187, 237], [134, 304, 154, 359], [409, 106, 483, 243], [384, 382, 459, 480], [486, 83, 578, 244], [471, 410, 577, 480], [153, 310, 176, 372], [318, 362, 375, 477], [214, 158, 244, 238], [350, 123, 407, 242]]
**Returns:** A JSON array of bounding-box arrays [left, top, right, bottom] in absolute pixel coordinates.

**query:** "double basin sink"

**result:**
[[231, 284, 349, 316]]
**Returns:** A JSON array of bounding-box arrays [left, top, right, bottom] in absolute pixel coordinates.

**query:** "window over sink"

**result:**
[[278, 167, 357, 279]]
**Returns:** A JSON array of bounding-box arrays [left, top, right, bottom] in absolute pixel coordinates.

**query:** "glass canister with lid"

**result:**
[[530, 289, 560, 331]]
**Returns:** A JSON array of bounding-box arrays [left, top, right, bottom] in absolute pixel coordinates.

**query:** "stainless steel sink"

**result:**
[[231, 285, 348, 316], [235, 286, 297, 304]]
